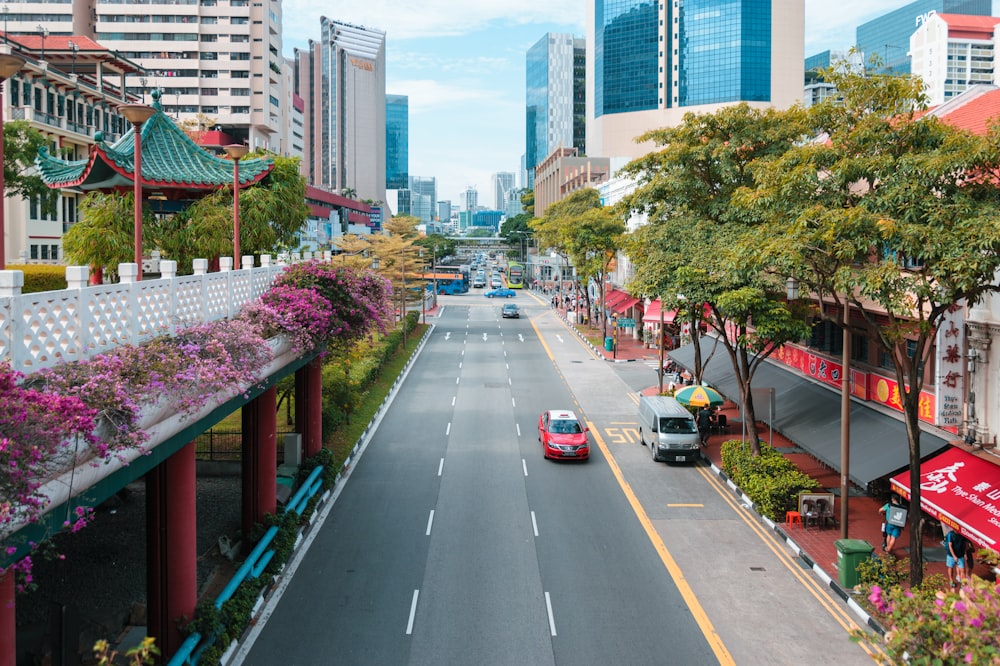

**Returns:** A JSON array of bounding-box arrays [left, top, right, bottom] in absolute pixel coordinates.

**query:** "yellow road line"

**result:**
[[589, 424, 735, 665], [667, 503, 705, 508]]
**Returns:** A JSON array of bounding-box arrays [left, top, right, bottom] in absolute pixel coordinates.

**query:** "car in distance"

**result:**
[[538, 410, 590, 460], [472, 277, 486, 288], [491, 278, 503, 288], [501, 303, 519, 318], [485, 288, 516, 298]]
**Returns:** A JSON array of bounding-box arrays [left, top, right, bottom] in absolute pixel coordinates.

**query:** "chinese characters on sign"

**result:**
[[935, 304, 965, 433]]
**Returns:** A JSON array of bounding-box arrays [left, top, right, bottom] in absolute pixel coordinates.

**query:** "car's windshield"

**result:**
[[550, 419, 582, 434], [659, 417, 697, 434]]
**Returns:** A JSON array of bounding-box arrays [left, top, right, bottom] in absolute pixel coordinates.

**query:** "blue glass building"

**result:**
[[525, 33, 586, 182], [386, 94, 409, 191], [588, 0, 801, 158], [856, 0, 991, 74]]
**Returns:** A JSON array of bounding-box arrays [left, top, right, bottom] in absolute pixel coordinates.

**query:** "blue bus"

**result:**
[[424, 273, 469, 295]]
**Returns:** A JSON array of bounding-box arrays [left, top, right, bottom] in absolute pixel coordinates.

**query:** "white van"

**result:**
[[638, 395, 701, 463]]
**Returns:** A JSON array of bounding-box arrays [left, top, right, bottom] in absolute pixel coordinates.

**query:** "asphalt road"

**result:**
[[235, 292, 875, 666]]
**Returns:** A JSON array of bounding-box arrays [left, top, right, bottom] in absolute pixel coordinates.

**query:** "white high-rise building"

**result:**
[[463, 187, 479, 214], [492, 172, 515, 211], [410, 176, 436, 225], [910, 13, 1000, 106]]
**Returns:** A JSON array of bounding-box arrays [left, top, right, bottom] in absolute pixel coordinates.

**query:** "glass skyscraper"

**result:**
[[386, 95, 409, 191], [856, 0, 991, 74], [525, 33, 586, 180], [586, 0, 803, 159]]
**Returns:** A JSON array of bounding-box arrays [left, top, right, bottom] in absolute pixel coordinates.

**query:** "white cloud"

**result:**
[[283, 0, 584, 45], [391, 79, 495, 113]]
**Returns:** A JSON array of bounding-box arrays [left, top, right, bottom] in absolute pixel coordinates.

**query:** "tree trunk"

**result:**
[[902, 388, 925, 587], [737, 346, 762, 455]]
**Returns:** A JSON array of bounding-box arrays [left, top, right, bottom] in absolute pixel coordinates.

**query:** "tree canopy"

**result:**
[[619, 103, 812, 451], [739, 65, 1000, 585]]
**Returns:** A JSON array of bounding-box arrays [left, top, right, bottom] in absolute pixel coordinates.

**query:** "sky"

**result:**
[[280, 0, 1000, 212]]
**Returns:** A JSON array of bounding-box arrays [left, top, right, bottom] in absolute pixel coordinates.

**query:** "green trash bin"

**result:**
[[835, 539, 874, 589], [605, 337, 614, 352]]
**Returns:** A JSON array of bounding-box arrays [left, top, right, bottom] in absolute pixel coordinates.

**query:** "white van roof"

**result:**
[[640, 394, 694, 417]]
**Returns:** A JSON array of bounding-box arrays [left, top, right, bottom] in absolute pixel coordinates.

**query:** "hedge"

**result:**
[[720, 439, 820, 521]]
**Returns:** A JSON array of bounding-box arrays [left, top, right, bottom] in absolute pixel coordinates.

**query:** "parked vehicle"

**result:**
[[638, 395, 700, 463]]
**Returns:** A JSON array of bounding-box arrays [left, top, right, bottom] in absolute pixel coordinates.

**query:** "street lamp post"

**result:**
[[432, 245, 438, 310], [120, 103, 156, 279], [224, 144, 249, 266], [400, 246, 407, 346], [0, 54, 22, 270], [37, 25, 47, 62]]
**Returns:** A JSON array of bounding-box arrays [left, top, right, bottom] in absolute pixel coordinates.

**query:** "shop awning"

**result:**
[[605, 289, 628, 307], [668, 342, 951, 487], [643, 299, 677, 324], [891, 447, 1000, 550], [611, 296, 640, 314]]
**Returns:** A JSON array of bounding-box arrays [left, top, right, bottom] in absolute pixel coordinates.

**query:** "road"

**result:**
[[235, 291, 875, 665]]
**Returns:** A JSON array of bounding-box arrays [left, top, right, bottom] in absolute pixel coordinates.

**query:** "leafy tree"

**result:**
[[531, 189, 624, 335], [500, 213, 532, 260], [742, 65, 1000, 585], [414, 233, 456, 263], [63, 191, 155, 283], [466, 227, 492, 238], [7, 120, 56, 210], [520, 189, 534, 213], [619, 103, 811, 453], [369, 217, 426, 337]]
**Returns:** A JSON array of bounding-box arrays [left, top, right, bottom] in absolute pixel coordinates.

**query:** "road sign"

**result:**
[[616, 318, 635, 327]]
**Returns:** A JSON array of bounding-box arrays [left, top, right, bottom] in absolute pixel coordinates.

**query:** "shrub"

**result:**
[[720, 439, 819, 521]]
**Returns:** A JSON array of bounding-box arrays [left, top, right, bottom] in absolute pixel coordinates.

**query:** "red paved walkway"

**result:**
[[557, 306, 961, 593]]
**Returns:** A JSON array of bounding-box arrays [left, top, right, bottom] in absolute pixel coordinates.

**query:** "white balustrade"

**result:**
[[0, 255, 289, 376]]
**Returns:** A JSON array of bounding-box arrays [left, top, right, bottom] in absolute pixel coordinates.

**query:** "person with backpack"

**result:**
[[945, 527, 968, 588]]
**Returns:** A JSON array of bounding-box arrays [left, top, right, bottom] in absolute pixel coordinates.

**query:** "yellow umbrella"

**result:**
[[673, 384, 724, 407]]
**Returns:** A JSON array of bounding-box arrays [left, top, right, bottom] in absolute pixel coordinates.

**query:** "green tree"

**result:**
[[529, 189, 625, 334], [7, 120, 54, 209], [619, 103, 811, 453], [414, 234, 456, 264], [742, 65, 1000, 585], [63, 191, 155, 283], [466, 227, 492, 238]]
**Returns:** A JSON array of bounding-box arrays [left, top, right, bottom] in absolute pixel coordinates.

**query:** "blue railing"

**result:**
[[167, 465, 325, 666]]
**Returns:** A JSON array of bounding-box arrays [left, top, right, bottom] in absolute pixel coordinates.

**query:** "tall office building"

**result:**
[[463, 187, 479, 215], [803, 50, 864, 108], [526, 33, 586, 184], [492, 172, 515, 211], [410, 176, 436, 226], [911, 13, 1000, 105], [386, 95, 409, 190], [856, 0, 991, 74], [586, 0, 804, 159], [303, 18, 386, 203]]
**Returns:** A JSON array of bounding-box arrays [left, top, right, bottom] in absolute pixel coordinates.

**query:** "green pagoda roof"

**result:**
[[36, 91, 273, 195]]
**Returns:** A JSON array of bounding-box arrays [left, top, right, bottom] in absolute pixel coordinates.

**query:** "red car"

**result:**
[[538, 410, 590, 460]]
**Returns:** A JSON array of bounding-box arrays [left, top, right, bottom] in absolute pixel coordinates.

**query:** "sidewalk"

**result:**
[[552, 298, 964, 624]]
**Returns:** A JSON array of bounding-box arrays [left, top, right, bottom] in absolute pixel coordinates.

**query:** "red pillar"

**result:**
[[0, 569, 15, 666], [242, 387, 277, 537], [295, 358, 323, 459], [146, 443, 197, 658]]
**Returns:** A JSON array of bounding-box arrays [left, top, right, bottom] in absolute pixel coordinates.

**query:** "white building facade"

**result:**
[[910, 13, 1000, 106]]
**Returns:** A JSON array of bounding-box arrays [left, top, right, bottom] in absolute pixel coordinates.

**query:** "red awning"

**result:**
[[611, 296, 640, 314], [643, 299, 677, 324], [890, 446, 1000, 550], [605, 289, 628, 307]]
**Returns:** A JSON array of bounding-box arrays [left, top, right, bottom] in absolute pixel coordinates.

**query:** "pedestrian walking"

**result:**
[[878, 495, 905, 554], [945, 528, 968, 588], [697, 407, 712, 447]]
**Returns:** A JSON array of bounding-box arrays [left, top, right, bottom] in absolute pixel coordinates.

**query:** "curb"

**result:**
[[702, 456, 885, 636]]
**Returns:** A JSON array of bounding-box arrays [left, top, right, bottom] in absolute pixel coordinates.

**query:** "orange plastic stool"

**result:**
[[785, 511, 802, 529]]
